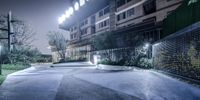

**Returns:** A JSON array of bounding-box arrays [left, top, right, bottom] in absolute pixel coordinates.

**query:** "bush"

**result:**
[[137, 58, 152, 69], [53, 58, 88, 64], [98, 57, 152, 69], [0, 76, 6, 85], [98, 59, 125, 66]]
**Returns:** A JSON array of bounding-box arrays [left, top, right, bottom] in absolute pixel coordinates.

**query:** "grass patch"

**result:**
[[0, 69, 18, 85], [0, 64, 29, 85], [2, 64, 29, 70]]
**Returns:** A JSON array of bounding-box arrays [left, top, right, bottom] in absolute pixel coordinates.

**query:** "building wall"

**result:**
[[95, 6, 110, 34], [63, 0, 183, 61], [116, 0, 182, 28]]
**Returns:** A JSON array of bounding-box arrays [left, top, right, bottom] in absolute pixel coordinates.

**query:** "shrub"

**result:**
[[137, 58, 152, 69]]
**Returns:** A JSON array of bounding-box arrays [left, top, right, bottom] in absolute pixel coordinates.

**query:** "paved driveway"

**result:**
[[0, 62, 200, 100]]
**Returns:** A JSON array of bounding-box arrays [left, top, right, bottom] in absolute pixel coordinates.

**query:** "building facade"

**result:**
[[60, 0, 183, 62]]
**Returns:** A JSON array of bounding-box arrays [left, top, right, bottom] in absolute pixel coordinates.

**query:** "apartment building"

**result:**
[[60, 0, 183, 61]]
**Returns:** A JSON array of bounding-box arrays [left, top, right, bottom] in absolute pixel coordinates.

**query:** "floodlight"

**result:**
[[80, 0, 85, 6], [69, 7, 74, 15], [65, 10, 70, 18], [74, 2, 80, 11], [58, 14, 66, 24]]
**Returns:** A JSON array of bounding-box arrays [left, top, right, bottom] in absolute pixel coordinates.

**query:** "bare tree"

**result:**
[[12, 22, 35, 47], [0, 15, 35, 48], [47, 31, 68, 61]]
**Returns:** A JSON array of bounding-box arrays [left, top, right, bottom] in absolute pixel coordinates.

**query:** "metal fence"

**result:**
[[153, 21, 200, 80]]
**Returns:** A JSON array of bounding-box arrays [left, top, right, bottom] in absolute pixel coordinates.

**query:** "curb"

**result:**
[[97, 64, 133, 71]]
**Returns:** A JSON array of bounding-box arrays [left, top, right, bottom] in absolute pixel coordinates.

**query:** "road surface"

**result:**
[[0, 62, 200, 100]]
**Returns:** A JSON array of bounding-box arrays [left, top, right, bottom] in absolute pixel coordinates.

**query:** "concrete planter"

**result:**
[[97, 64, 133, 71]]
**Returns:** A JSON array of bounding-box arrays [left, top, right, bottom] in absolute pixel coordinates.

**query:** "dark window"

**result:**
[[91, 16, 95, 24], [127, 0, 131, 3], [99, 22, 104, 28], [104, 20, 107, 27], [117, 0, 126, 8], [117, 15, 120, 21], [117, 12, 126, 21], [99, 11, 103, 17], [92, 26, 96, 33], [127, 8, 134, 17], [101, 22, 104, 28], [81, 28, 88, 35], [122, 12, 126, 19], [143, 0, 156, 15], [104, 7, 110, 15]]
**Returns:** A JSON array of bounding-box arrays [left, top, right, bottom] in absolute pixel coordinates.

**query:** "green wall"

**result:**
[[163, 0, 200, 37]]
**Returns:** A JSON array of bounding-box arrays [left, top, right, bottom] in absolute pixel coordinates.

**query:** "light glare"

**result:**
[[58, 14, 66, 24], [74, 2, 79, 11], [65, 10, 70, 18], [80, 0, 85, 6], [69, 7, 74, 15]]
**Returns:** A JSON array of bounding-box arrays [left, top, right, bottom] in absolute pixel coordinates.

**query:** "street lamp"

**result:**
[[0, 45, 2, 75], [143, 43, 150, 50]]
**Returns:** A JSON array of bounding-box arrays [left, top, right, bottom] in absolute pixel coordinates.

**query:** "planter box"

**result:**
[[97, 64, 133, 71]]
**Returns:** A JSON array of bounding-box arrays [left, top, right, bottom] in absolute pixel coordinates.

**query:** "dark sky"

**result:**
[[0, 0, 72, 54]]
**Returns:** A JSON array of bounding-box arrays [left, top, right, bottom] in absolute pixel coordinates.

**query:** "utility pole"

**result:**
[[0, 11, 14, 51], [7, 11, 14, 51], [0, 11, 14, 75], [0, 45, 2, 75]]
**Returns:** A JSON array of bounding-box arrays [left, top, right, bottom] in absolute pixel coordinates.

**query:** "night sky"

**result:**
[[0, 0, 72, 54]]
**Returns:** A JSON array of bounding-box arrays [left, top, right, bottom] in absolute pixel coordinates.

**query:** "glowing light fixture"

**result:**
[[65, 10, 71, 18], [58, 14, 66, 24], [68, 7, 74, 15], [74, 2, 80, 11], [144, 43, 150, 49], [80, 0, 85, 6]]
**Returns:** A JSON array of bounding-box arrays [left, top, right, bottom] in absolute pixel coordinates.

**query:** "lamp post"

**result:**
[[0, 45, 2, 75]]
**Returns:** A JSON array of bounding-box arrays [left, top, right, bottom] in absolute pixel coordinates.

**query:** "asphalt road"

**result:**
[[55, 76, 140, 100], [0, 62, 200, 100]]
